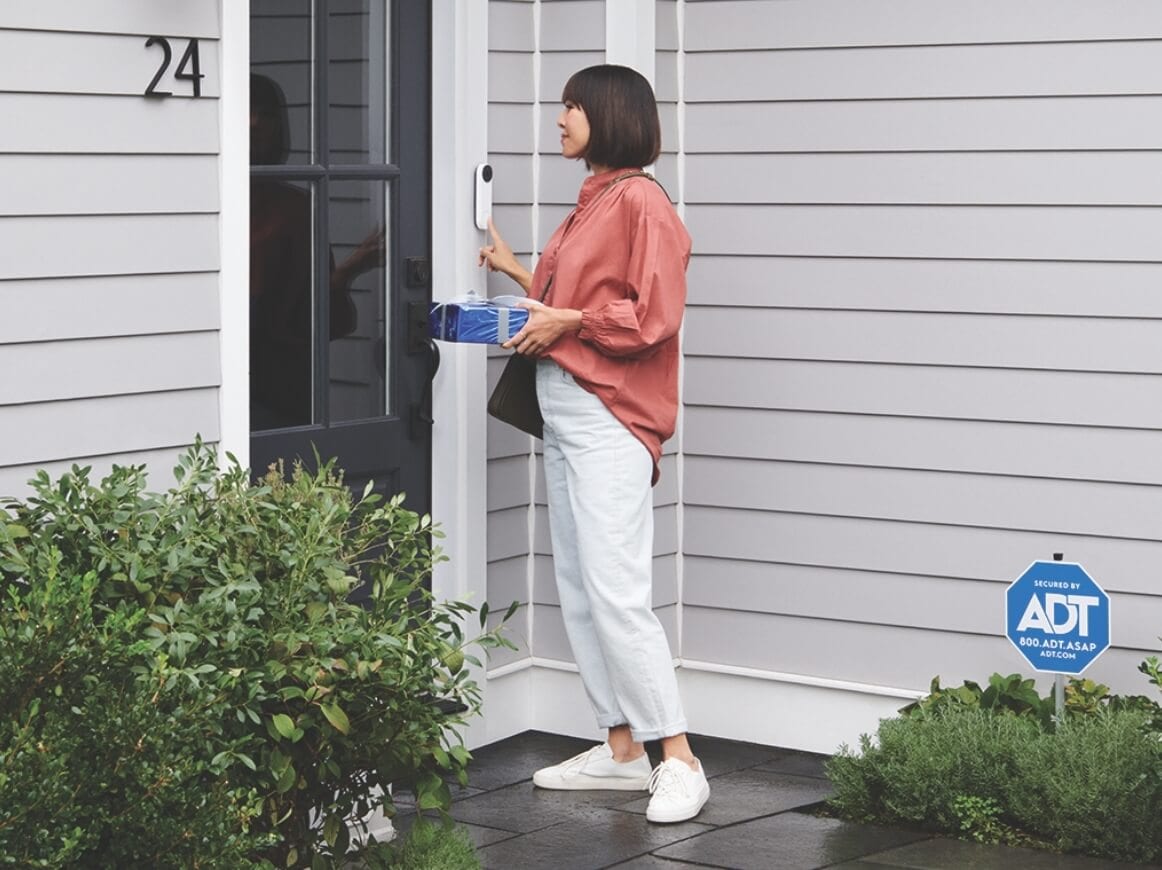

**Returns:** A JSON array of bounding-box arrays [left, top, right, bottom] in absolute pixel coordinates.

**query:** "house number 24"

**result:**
[[144, 37, 204, 98]]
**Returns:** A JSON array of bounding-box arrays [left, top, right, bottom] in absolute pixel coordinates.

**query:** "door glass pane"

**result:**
[[328, 180, 390, 422], [251, 0, 314, 165], [251, 180, 316, 430], [328, 0, 389, 164]]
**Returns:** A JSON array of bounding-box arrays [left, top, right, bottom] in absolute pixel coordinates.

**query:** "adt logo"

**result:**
[[1005, 561, 1110, 676]]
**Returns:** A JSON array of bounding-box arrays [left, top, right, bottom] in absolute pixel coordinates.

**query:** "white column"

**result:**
[[431, 0, 495, 747], [217, 0, 251, 469], [605, 0, 656, 84]]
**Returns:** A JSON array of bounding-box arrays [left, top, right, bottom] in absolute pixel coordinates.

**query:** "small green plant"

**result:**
[[950, 795, 1005, 843], [364, 819, 480, 869], [0, 441, 516, 868]]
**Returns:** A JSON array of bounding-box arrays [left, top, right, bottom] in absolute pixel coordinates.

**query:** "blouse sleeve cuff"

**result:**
[[578, 308, 602, 342]]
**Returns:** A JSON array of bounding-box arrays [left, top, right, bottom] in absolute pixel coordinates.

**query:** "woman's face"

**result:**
[[557, 100, 591, 161]]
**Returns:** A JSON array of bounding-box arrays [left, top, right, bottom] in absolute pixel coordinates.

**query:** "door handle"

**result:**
[[410, 337, 440, 439]]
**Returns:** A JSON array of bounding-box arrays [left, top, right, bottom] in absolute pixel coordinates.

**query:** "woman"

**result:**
[[478, 64, 709, 824]]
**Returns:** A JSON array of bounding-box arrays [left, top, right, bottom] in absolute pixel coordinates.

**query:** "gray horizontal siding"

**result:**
[[684, 408, 1162, 487], [683, 557, 1162, 651], [2, 0, 219, 36], [0, 155, 219, 215], [685, 40, 1162, 102], [685, 205, 1162, 260], [0, 333, 219, 404], [0, 4, 222, 505], [684, 457, 1162, 542], [686, 257, 1162, 317], [1, 273, 219, 342], [683, 0, 1162, 49], [0, 94, 219, 153], [683, 97, 1162, 153], [1, 214, 219, 279], [0, 389, 220, 469], [684, 308, 1162, 372], [684, 358, 1162, 429], [685, 152, 1162, 206], [684, 504, 1162, 602], [679, 1, 1162, 696]]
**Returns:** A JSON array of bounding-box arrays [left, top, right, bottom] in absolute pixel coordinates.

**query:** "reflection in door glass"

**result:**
[[250, 0, 314, 164], [328, 0, 390, 164], [328, 181, 390, 422], [250, 179, 316, 430]]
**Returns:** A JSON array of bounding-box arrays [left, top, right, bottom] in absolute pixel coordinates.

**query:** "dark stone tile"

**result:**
[[449, 780, 647, 834], [607, 857, 706, 869], [463, 730, 597, 792], [618, 769, 833, 827], [852, 837, 1142, 869], [654, 811, 928, 870], [753, 751, 831, 781], [476, 807, 712, 870]]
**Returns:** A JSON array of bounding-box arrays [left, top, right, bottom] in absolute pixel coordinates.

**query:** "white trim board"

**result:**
[[477, 664, 919, 756]]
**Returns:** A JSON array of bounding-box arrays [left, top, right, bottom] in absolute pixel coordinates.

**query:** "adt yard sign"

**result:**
[[1005, 561, 1110, 675]]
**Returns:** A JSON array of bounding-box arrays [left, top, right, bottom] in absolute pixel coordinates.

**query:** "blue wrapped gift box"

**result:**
[[429, 297, 531, 344]]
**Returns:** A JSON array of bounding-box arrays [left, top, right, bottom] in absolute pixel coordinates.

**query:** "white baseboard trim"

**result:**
[[474, 663, 919, 755]]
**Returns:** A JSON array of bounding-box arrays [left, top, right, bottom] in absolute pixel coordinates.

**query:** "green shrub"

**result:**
[[1006, 709, 1162, 862], [827, 707, 1162, 863], [827, 709, 1041, 830], [0, 442, 515, 868]]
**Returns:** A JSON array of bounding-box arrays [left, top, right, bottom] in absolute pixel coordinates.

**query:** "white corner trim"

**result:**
[[605, 0, 656, 84], [431, 0, 490, 610], [217, 0, 250, 469]]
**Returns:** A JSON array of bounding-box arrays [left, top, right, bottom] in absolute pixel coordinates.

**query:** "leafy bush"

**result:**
[[0, 443, 513, 867], [901, 671, 1162, 732], [827, 707, 1162, 863]]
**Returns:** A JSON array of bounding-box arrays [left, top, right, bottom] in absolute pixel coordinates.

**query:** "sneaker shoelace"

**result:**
[[648, 760, 688, 798], [558, 745, 608, 776]]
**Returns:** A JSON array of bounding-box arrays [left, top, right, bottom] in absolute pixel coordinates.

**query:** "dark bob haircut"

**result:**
[[561, 65, 661, 169]]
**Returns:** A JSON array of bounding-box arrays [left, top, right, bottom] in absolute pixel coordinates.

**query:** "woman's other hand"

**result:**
[[478, 218, 533, 292], [503, 302, 582, 356]]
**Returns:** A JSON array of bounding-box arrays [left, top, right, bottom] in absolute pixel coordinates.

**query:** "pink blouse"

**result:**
[[533, 167, 692, 484]]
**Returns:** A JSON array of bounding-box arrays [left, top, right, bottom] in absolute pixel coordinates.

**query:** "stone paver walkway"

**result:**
[[395, 730, 1147, 869]]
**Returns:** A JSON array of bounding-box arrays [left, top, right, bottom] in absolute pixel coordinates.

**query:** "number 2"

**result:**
[[144, 37, 203, 98]]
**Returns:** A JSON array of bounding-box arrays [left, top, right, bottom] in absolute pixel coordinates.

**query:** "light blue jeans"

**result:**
[[536, 359, 688, 742]]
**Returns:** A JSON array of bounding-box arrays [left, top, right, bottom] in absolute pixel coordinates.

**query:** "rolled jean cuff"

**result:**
[[595, 713, 629, 730], [629, 718, 689, 744]]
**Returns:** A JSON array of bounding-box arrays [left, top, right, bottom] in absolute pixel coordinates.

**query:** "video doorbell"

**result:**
[[474, 163, 493, 230]]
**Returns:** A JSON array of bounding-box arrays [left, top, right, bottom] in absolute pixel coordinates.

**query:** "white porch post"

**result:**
[[431, 0, 496, 748]]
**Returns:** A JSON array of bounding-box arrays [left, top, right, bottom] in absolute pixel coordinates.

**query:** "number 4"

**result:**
[[174, 39, 204, 98]]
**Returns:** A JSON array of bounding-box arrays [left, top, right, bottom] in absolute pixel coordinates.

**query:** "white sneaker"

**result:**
[[645, 757, 710, 823], [532, 743, 652, 791]]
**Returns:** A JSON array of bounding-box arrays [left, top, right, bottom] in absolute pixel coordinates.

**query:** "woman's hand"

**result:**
[[478, 218, 533, 293], [503, 302, 582, 356]]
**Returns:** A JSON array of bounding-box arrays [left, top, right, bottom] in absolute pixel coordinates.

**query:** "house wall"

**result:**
[[679, 0, 1162, 748], [0, 1, 225, 497], [480, 0, 1162, 754]]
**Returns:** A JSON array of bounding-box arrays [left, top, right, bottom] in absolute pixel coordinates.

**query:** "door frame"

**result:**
[[218, 0, 507, 744]]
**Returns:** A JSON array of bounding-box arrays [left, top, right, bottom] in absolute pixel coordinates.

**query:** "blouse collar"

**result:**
[[577, 166, 642, 210]]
